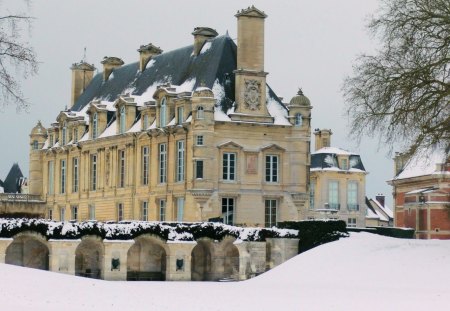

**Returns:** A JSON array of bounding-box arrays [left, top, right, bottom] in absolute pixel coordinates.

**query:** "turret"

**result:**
[[29, 121, 47, 196], [288, 89, 312, 128]]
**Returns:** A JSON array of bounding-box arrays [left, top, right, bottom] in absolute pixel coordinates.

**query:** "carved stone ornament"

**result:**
[[244, 79, 261, 110]]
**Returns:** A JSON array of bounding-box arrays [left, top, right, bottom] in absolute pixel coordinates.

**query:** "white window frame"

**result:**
[[328, 180, 339, 210], [160, 97, 167, 127], [265, 155, 279, 183], [348, 218, 357, 228], [265, 199, 278, 228], [159, 143, 167, 183], [60, 159, 66, 194], [177, 106, 184, 125], [119, 149, 125, 188], [48, 160, 54, 195], [176, 140, 185, 182], [142, 146, 149, 185], [90, 154, 97, 191], [196, 106, 204, 119], [73, 128, 78, 143], [223, 152, 236, 181], [221, 197, 234, 225], [72, 157, 79, 193], [159, 199, 166, 221], [347, 181, 359, 211]]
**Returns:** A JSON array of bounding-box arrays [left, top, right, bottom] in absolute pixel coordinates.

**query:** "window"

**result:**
[[89, 204, 96, 220], [222, 198, 234, 225], [117, 203, 124, 221], [120, 106, 126, 134], [72, 157, 79, 193], [92, 112, 98, 139], [195, 160, 204, 179], [160, 97, 167, 127], [143, 114, 149, 130], [223, 152, 236, 181], [48, 209, 53, 220], [32, 140, 38, 150], [176, 197, 184, 222], [159, 199, 166, 221], [341, 158, 348, 170], [176, 140, 185, 182], [177, 106, 184, 124], [142, 201, 148, 221], [310, 180, 315, 210], [71, 206, 78, 221], [328, 181, 339, 210], [60, 207, 65, 221], [196, 106, 204, 119], [48, 161, 54, 194], [73, 128, 78, 143], [265, 199, 278, 227], [294, 113, 303, 127], [62, 122, 67, 145], [49, 134, 54, 146], [142, 146, 149, 185], [348, 218, 357, 228], [159, 143, 167, 183], [347, 182, 359, 211], [60, 159, 66, 194], [265, 155, 279, 182], [90, 154, 97, 191], [196, 135, 204, 146], [119, 150, 125, 187]]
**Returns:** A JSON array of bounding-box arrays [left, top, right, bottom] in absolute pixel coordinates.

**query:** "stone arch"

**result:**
[[75, 236, 103, 279], [5, 232, 49, 270], [127, 234, 168, 281], [219, 237, 240, 280], [191, 238, 214, 281]]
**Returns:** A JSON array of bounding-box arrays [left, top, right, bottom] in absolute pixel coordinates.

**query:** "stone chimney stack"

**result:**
[[70, 61, 95, 107], [138, 43, 163, 72], [101, 56, 124, 81], [314, 129, 332, 151], [375, 194, 385, 207], [192, 27, 218, 56]]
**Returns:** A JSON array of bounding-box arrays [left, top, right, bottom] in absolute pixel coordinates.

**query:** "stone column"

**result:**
[[48, 239, 81, 275], [103, 240, 134, 281], [0, 238, 13, 263], [165, 242, 196, 281]]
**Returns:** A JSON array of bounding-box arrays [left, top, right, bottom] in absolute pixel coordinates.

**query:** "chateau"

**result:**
[[28, 6, 312, 226]]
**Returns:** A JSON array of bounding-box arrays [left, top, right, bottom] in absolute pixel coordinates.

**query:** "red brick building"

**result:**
[[389, 151, 450, 239]]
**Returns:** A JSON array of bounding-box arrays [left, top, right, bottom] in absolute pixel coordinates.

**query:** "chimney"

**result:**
[[101, 56, 124, 81], [70, 61, 95, 107], [192, 27, 218, 56], [137, 43, 163, 72], [375, 194, 385, 207], [314, 128, 332, 151]]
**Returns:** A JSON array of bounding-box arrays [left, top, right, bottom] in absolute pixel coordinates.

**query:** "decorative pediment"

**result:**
[[114, 95, 136, 108], [217, 141, 244, 150], [261, 144, 285, 152]]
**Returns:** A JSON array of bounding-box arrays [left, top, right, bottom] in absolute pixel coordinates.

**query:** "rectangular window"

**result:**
[[328, 181, 339, 210], [89, 204, 96, 220], [90, 154, 97, 191], [265, 155, 279, 182], [159, 143, 167, 183], [143, 114, 149, 130], [176, 140, 185, 182], [48, 161, 54, 195], [223, 152, 236, 181], [48, 209, 53, 220], [221, 198, 234, 225], [159, 199, 166, 221], [72, 157, 79, 193], [142, 201, 148, 221], [117, 203, 124, 221], [60, 207, 65, 221], [265, 199, 278, 227], [341, 158, 348, 170], [196, 135, 204, 146], [119, 150, 125, 188], [60, 159, 66, 194], [176, 197, 184, 222], [348, 218, 357, 228], [195, 160, 204, 179], [71, 205, 78, 221], [73, 128, 78, 143], [347, 182, 359, 211], [142, 146, 149, 185], [310, 181, 315, 210], [49, 134, 54, 146], [177, 106, 184, 125]]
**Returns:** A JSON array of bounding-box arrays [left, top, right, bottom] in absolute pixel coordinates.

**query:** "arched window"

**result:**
[[62, 122, 67, 145], [120, 106, 126, 134], [196, 106, 204, 119], [92, 113, 98, 139], [294, 113, 303, 127], [160, 98, 167, 127]]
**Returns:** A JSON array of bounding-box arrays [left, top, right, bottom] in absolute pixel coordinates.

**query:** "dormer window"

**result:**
[[73, 128, 78, 143], [294, 113, 303, 127], [92, 112, 98, 139], [341, 158, 348, 170], [196, 106, 204, 119], [143, 114, 149, 130], [62, 122, 67, 145], [177, 106, 184, 125], [160, 97, 167, 127], [120, 106, 126, 134], [49, 134, 54, 146]]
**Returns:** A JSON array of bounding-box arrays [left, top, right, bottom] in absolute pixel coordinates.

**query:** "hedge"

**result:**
[[347, 226, 415, 239]]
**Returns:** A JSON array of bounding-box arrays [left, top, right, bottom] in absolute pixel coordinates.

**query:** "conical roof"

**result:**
[[289, 89, 311, 106]]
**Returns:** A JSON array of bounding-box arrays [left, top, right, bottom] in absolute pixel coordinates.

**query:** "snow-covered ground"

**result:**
[[1, 233, 449, 310]]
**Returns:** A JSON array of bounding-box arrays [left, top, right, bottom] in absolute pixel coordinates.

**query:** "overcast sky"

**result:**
[[0, 0, 394, 204]]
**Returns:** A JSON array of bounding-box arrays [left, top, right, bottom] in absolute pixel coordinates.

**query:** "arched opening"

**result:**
[[75, 237, 103, 279], [222, 241, 240, 279], [127, 236, 167, 281], [191, 239, 213, 281], [5, 235, 49, 270], [196, 106, 204, 119]]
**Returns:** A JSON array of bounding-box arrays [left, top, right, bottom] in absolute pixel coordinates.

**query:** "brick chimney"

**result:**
[[70, 61, 95, 107], [101, 56, 124, 81], [137, 43, 162, 72], [192, 27, 218, 56], [313, 129, 332, 151], [375, 194, 385, 207]]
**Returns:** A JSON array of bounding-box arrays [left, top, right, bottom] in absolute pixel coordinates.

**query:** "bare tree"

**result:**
[[343, 0, 450, 157], [0, 1, 38, 111]]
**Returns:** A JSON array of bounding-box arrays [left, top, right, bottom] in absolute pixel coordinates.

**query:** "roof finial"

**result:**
[[297, 88, 304, 96], [82, 47, 87, 63]]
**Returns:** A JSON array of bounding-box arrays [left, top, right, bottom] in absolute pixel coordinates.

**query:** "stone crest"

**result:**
[[244, 79, 261, 110]]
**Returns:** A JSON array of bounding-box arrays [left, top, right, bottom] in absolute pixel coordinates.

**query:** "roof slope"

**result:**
[[394, 149, 449, 180], [311, 147, 366, 172], [3, 163, 23, 193]]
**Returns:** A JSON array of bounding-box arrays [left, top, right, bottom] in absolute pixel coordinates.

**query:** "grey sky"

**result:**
[[0, 0, 393, 204]]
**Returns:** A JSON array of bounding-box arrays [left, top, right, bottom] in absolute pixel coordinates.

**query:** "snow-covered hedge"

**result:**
[[0, 218, 298, 242]]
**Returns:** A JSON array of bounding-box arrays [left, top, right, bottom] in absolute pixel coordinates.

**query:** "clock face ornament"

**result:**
[[244, 79, 261, 111]]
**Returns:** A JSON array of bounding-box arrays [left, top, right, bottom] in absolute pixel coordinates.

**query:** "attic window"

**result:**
[[120, 106, 126, 134], [143, 114, 149, 130], [160, 97, 167, 127], [92, 113, 99, 139], [341, 158, 348, 170], [196, 106, 204, 119]]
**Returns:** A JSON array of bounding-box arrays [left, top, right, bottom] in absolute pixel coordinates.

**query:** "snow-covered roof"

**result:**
[[372, 199, 393, 219], [313, 147, 356, 156], [394, 149, 449, 180]]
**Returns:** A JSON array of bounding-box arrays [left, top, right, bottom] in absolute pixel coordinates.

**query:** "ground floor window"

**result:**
[[71, 206, 78, 221], [176, 197, 184, 222], [348, 218, 357, 228], [265, 199, 278, 227], [221, 198, 234, 225], [142, 201, 148, 221], [159, 200, 166, 221]]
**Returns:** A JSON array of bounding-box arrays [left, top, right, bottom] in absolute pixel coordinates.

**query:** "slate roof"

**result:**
[[311, 148, 366, 172], [71, 34, 284, 115], [3, 163, 24, 193]]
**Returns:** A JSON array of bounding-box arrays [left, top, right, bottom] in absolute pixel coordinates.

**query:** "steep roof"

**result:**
[[311, 147, 366, 172], [394, 149, 449, 180], [3, 163, 24, 193]]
